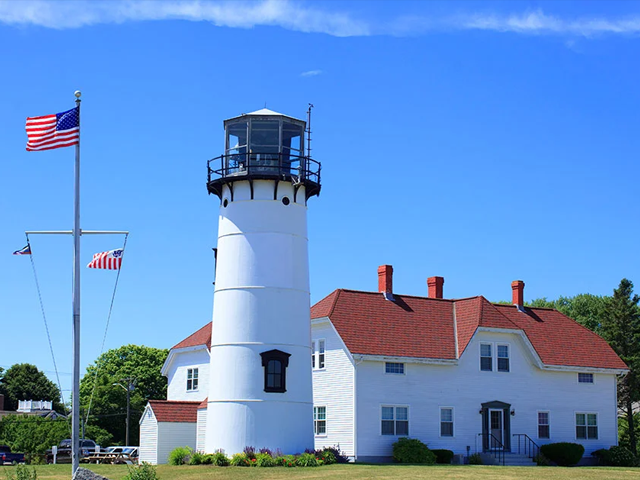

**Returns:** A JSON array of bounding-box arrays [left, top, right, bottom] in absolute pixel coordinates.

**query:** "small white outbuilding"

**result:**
[[138, 400, 199, 464]]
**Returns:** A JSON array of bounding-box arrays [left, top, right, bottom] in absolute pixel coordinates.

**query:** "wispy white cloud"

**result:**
[[300, 70, 323, 77], [0, 1, 639, 40], [457, 10, 640, 37], [0, 0, 370, 36]]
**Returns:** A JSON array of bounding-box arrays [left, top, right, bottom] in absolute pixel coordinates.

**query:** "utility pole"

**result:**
[[113, 377, 136, 445]]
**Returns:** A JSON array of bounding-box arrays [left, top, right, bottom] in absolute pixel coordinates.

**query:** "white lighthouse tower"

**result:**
[[204, 109, 321, 455]]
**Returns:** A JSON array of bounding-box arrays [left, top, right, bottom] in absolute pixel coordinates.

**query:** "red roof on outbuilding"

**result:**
[[148, 400, 199, 423]]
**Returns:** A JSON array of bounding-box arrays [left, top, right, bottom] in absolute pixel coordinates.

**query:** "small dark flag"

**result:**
[[13, 245, 31, 255]]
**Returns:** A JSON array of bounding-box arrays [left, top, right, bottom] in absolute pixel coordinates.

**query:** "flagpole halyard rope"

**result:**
[[84, 233, 129, 428], [26, 234, 71, 435]]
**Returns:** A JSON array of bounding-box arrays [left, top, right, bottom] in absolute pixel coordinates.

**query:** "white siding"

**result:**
[[355, 330, 619, 460], [139, 405, 158, 465], [196, 408, 207, 452], [312, 321, 355, 457], [166, 349, 210, 402], [156, 422, 197, 464]]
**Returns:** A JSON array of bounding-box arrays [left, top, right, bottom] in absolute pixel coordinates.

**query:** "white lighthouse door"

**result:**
[[489, 409, 504, 449]]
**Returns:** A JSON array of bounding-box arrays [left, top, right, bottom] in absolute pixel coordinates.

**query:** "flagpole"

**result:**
[[72, 90, 82, 477]]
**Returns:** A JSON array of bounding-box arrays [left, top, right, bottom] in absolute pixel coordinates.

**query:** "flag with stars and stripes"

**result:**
[[87, 248, 123, 270], [25, 107, 79, 151]]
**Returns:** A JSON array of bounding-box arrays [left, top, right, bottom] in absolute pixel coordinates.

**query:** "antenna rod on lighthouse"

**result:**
[[306, 103, 313, 158], [71, 90, 82, 476]]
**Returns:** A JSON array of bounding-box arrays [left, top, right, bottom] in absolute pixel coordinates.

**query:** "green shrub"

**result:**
[[188, 451, 207, 465], [534, 453, 551, 466], [468, 453, 483, 465], [295, 453, 320, 467], [211, 452, 230, 466], [540, 442, 584, 466], [230, 452, 251, 467], [255, 453, 276, 467], [592, 448, 612, 466], [602, 446, 637, 467], [320, 449, 337, 465], [123, 463, 158, 480], [168, 446, 193, 466], [431, 449, 454, 464], [4, 465, 37, 480], [392, 438, 436, 464], [275, 455, 296, 467]]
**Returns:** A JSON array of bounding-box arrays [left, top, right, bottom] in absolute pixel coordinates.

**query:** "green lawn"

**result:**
[[4, 464, 640, 480]]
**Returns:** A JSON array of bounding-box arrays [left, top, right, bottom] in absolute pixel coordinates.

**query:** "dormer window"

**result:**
[[187, 368, 199, 391], [261, 349, 291, 393]]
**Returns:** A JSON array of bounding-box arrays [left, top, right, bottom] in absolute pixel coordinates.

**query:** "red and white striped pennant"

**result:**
[[87, 248, 124, 270]]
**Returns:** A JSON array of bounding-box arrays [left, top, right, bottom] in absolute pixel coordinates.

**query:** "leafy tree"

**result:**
[[0, 415, 111, 456], [618, 412, 640, 453], [79, 345, 168, 445], [0, 364, 63, 412], [600, 279, 640, 455]]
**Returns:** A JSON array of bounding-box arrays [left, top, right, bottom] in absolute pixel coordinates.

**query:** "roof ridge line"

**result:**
[[481, 296, 521, 329]]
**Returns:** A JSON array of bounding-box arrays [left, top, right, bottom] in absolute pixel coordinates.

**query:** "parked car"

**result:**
[[0, 446, 25, 465], [46, 439, 97, 464]]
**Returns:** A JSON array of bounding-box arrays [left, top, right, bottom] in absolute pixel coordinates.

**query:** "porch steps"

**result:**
[[502, 453, 536, 466]]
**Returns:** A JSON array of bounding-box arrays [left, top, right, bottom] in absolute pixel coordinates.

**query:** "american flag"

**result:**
[[13, 245, 31, 255], [25, 107, 79, 151], [87, 248, 123, 270]]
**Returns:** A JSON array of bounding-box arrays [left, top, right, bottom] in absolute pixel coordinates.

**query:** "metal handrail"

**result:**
[[477, 433, 505, 466], [512, 433, 540, 460], [207, 152, 321, 185]]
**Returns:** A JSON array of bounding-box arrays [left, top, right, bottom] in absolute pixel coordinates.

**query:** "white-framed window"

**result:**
[[312, 339, 326, 370], [313, 406, 326, 436], [497, 344, 510, 372], [578, 373, 594, 384], [480, 343, 493, 371], [187, 368, 199, 391], [385, 362, 405, 374], [576, 413, 598, 440], [538, 411, 550, 439], [381, 406, 409, 436], [440, 407, 454, 437]]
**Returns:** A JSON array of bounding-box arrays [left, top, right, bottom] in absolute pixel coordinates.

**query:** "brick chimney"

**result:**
[[0, 394, 4, 411], [378, 265, 393, 295], [512, 280, 525, 309], [427, 276, 445, 299]]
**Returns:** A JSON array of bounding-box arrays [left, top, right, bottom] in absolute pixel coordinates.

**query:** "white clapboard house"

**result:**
[[140, 267, 627, 464]]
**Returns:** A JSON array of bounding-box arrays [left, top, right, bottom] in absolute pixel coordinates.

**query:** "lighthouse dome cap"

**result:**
[[224, 108, 305, 124]]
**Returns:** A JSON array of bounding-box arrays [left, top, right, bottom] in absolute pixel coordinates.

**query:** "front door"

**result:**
[[489, 409, 504, 449]]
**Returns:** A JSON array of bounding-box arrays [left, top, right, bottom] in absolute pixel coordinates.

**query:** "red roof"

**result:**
[[148, 400, 200, 423], [311, 289, 627, 370], [171, 323, 211, 350], [198, 398, 208, 410]]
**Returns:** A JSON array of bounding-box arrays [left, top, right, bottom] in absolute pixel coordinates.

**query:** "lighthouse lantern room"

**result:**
[[205, 108, 321, 455]]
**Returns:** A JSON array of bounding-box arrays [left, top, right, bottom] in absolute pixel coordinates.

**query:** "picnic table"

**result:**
[[81, 452, 137, 465]]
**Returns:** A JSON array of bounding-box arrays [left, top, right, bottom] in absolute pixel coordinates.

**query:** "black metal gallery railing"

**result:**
[[512, 433, 540, 461], [478, 433, 505, 466], [207, 153, 321, 185]]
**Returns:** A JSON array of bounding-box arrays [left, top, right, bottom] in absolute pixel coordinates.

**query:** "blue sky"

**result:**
[[0, 0, 638, 402]]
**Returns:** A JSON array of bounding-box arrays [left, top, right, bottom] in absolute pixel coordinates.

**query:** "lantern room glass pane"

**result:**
[[250, 120, 279, 148]]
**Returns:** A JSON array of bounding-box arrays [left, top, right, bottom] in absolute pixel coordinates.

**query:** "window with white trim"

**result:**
[[440, 408, 453, 437], [381, 406, 408, 436], [480, 344, 492, 371], [312, 339, 326, 370], [576, 413, 598, 439], [385, 362, 405, 374], [578, 373, 594, 384], [187, 368, 198, 391], [313, 406, 326, 436], [497, 344, 510, 372], [538, 411, 550, 439]]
